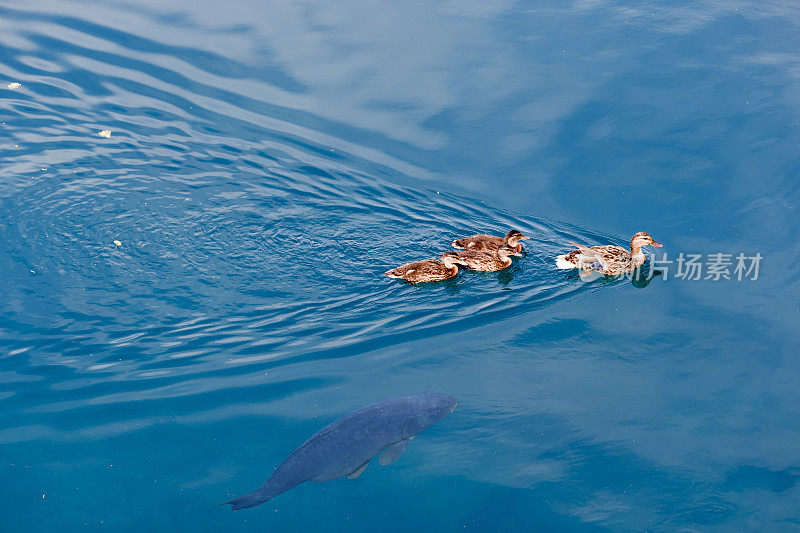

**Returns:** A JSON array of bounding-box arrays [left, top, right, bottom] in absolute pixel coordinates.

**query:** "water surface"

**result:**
[[1, 1, 799, 531]]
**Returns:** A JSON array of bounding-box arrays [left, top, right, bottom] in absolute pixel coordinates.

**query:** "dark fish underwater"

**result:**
[[224, 393, 457, 510]]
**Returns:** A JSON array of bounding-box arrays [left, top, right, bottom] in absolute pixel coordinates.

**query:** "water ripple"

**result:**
[[1, 3, 643, 444]]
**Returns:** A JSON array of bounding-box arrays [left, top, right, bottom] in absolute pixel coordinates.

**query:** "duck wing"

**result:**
[[415, 260, 447, 275], [567, 243, 628, 271], [385, 259, 431, 278], [453, 250, 505, 271], [387, 259, 454, 282], [452, 234, 503, 250], [587, 245, 629, 269]]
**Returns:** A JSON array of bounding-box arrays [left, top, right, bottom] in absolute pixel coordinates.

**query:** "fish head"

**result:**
[[402, 393, 457, 437]]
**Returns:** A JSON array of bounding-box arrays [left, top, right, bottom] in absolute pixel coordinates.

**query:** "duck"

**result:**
[[451, 229, 530, 253], [449, 246, 521, 272], [555, 232, 662, 276], [385, 251, 463, 283]]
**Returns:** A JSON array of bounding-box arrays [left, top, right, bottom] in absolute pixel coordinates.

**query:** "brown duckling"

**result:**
[[450, 246, 521, 272], [555, 232, 663, 276], [451, 229, 530, 253], [385, 251, 463, 283]]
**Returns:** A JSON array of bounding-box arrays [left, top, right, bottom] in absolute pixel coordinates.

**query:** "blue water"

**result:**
[[2, 1, 799, 530]]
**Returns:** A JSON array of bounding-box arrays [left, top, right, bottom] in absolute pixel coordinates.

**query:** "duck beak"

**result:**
[[651, 241, 663, 247], [520, 235, 531, 240]]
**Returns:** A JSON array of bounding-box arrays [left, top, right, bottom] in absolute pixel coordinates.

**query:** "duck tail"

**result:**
[[451, 239, 464, 249], [555, 254, 575, 269], [385, 269, 401, 278]]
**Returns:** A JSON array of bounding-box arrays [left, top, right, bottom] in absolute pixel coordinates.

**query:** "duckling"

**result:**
[[451, 229, 530, 253], [555, 232, 663, 276], [450, 246, 521, 272], [385, 251, 463, 283]]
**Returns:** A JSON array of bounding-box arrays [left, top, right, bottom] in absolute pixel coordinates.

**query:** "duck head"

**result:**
[[630, 232, 663, 253], [439, 250, 466, 268], [504, 230, 530, 250]]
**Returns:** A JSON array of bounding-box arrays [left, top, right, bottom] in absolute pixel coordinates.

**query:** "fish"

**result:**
[[224, 393, 457, 510]]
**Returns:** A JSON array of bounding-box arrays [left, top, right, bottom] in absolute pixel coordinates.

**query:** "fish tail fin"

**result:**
[[224, 488, 270, 511]]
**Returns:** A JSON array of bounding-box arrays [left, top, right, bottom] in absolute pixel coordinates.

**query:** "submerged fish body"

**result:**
[[225, 393, 457, 510]]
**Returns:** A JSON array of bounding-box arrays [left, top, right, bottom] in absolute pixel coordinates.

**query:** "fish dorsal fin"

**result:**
[[379, 439, 410, 466], [347, 460, 370, 479], [300, 410, 364, 447]]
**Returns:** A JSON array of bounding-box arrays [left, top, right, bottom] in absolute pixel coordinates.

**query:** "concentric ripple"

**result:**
[[0, 1, 659, 434], [2, 146, 634, 412]]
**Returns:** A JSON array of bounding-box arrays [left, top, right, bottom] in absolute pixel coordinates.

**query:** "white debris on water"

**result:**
[[7, 82, 21, 90], [98, 129, 111, 138], [113, 240, 122, 247]]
